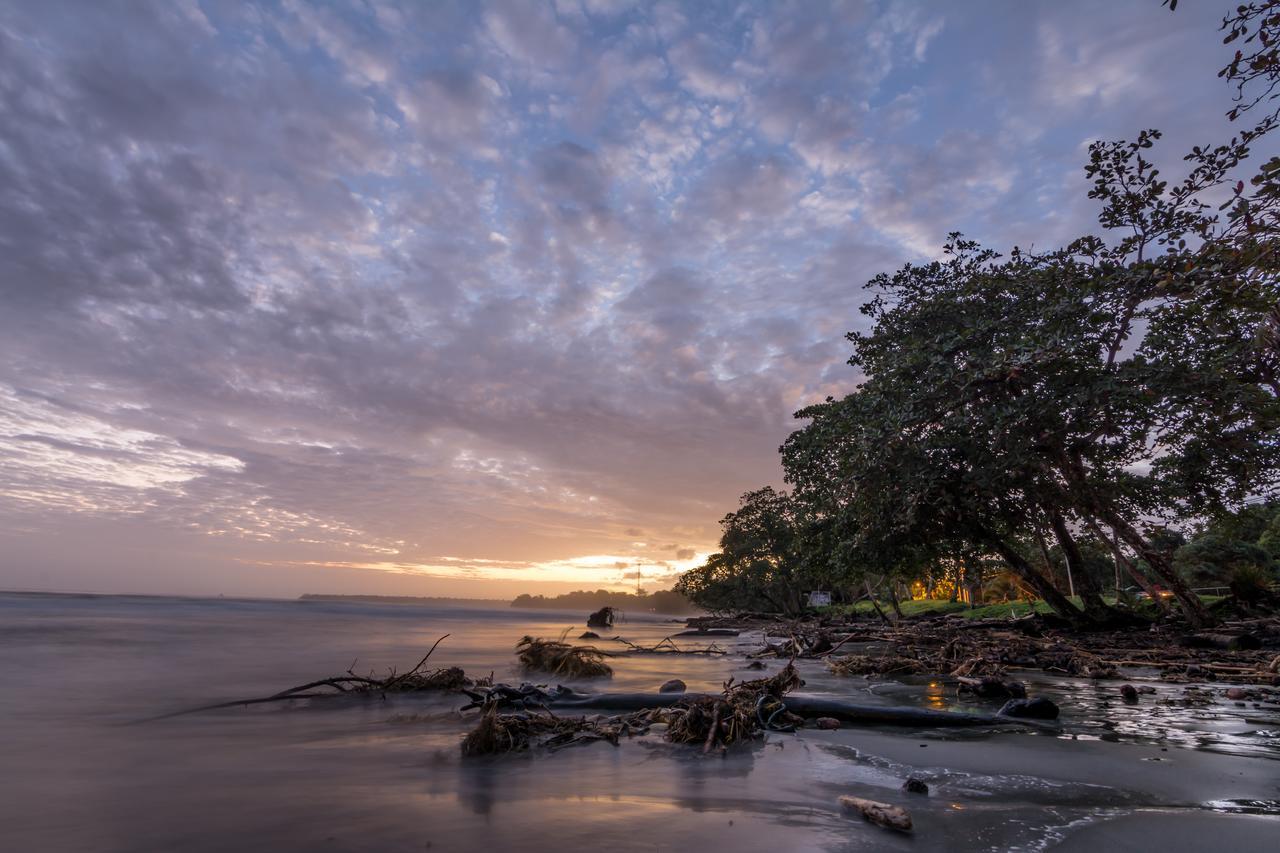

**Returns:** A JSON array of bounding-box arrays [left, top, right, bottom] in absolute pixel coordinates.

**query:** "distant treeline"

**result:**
[[299, 594, 508, 606], [510, 588, 698, 614]]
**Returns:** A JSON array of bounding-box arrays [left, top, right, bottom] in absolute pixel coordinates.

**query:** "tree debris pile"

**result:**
[[817, 616, 1280, 685], [516, 635, 614, 679], [826, 654, 928, 676], [458, 664, 807, 757], [664, 662, 804, 753]]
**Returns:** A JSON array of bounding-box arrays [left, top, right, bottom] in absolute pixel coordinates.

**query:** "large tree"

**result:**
[[675, 487, 814, 615]]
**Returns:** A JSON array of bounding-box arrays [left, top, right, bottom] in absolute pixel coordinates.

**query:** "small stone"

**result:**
[[1225, 687, 1247, 700], [1138, 685, 1157, 694], [648, 723, 668, 734], [579, 631, 600, 639], [659, 679, 686, 694], [745, 661, 767, 670], [814, 717, 841, 730], [902, 777, 929, 795], [1120, 684, 1139, 703]]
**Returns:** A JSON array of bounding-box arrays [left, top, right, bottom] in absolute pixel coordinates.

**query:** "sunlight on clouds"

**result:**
[[264, 549, 708, 587], [0, 385, 242, 511]]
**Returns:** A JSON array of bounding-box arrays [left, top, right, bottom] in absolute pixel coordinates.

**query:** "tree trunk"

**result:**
[[1053, 453, 1210, 627], [1084, 517, 1171, 614], [1048, 510, 1117, 622], [886, 583, 904, 618], [970, 523, 1086, 624], [1093, 507, 1209, 627], [864, 579, 892, 625]]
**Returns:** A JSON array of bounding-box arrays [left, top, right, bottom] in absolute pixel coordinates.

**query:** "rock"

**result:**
[[1138, 685, 1157, 694], [838, 796, 912, 832], [1120, 684, 1139, 703], [997, 697, 1060, 720], [648, 723, 668, 734], [658, 679, 687, 694], [745, 661, 767, 670], [814, 717, 841, 730], [901, 777, 929, 795], [1225, 687, 1248, 700], [1185, 664, 1215, 680], [578, 631, 600, 639], [960, 676, 1026, 699]]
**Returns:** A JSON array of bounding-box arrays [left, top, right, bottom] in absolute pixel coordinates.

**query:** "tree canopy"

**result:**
[[680, 2, 1280, 627]]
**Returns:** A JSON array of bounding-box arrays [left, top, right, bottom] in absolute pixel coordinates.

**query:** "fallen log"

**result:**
[[1180, 633, 1262, 651], [536, 691, 1047, 727], [672, 628, 741, 637]]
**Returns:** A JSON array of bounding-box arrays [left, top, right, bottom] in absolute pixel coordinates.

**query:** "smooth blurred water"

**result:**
[[1, 592, 1277, 852]]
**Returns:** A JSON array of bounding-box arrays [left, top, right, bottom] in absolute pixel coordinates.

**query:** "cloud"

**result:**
[[0, 0, 1242, 596]]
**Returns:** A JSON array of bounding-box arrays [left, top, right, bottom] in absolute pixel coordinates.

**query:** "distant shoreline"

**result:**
[[298, 594, 510, 606]]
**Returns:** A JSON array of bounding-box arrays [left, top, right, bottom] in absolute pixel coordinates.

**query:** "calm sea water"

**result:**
[[1, 592, 1277, 852]]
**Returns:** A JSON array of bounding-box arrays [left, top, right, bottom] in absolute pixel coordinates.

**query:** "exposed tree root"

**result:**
[[516, 635, 614, 679], [148, 635, 462, 720]]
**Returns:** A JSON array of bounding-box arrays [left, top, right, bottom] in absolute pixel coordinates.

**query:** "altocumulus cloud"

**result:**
[[0, 0, 1240, 595]]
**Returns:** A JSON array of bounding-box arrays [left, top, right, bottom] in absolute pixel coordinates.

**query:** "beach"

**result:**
[[1, 591, 1277, 851]]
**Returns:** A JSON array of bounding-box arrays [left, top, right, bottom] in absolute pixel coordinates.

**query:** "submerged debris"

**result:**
[[516, 635, 614, 679]]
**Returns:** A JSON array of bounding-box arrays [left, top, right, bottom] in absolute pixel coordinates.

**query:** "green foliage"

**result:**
[[677, 4, 1279, 623], [674, 487, 816, 614], [1175, 501, 1280, 603]]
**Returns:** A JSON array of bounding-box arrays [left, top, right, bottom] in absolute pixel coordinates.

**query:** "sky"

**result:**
[[0, 0, 1246, 599]]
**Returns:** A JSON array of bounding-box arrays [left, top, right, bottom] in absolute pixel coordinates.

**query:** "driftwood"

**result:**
[[839, 796, 912, 832], [516, 635, 613, 678], [148, 635, 459, 720], [810, 615, 1280, 685], [612, 636, 728, 656]]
